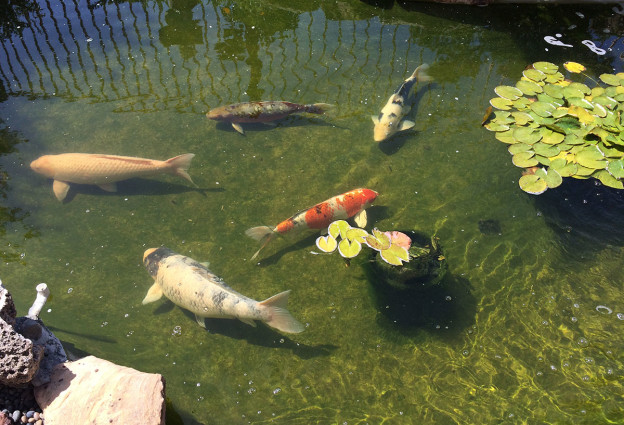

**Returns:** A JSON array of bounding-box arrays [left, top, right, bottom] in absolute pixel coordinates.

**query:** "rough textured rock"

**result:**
[[34, 356, 166, 425], [0, 286, 44, 387], [14, 317, 67, 387]]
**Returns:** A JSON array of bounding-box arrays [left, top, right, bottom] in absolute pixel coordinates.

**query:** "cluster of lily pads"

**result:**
[[315, 220, 411, 266], [485, 61, 624, 194]]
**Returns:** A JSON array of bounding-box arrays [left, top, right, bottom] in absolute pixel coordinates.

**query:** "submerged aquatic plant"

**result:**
[[485, 61, 624, 194], [315, 220, 411, 266]]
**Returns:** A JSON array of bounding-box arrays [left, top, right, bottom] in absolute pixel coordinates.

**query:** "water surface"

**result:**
[[1, 1, 624, 424]]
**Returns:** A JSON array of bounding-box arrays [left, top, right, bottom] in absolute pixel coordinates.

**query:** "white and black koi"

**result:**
[[142, 247, 304, 333], [372, 64, 432, 142]]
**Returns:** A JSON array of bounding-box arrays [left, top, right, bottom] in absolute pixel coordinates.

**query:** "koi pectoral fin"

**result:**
[[52, 180, 71, 201], [371, 115, 380, 124], [195, 315, 206, 328], [239, 318, 257, 327], [399, 120, 415, 131], [353, 209, 368, 228], [142, 282, 163, 304], [231, 122, 245, 135]]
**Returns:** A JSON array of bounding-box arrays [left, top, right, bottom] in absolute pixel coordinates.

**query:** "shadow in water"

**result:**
[[367, 270, 476, 340], [212, 115, 337, 135], [0, 0, 40, 40], [535, 178, 624, 261], [183, 310, 338, 360], [59, 178, 223, 203]]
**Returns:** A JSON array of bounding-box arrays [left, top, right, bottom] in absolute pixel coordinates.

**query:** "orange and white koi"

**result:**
[[372, 64, 432, 142], [245, 188, 378, 260], [206, 101, 333, 135], [30, 153, 195, 201]]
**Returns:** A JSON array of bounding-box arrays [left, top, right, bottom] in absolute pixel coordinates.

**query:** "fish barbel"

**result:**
[[206, 101, 333, 134], [30, 153, 195, 201], [142, 247, 304, 333], [372, 64, 432, 142], [245, 188, 378, 260]]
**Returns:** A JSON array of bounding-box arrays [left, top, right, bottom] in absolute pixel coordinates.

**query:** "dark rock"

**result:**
[[15, 318, 67, 387], [0, 319, 44, 386]]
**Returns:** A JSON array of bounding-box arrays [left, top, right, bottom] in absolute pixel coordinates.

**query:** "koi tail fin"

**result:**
[[259, 290, 305, 334], [411, 64, 433, 83], [166, 153, 196, 186], [305, 103, 334, 114], [245, 225, 276, 260]]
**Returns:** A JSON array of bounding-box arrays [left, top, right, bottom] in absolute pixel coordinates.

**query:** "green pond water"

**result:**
[[2, 0, 624, 424]]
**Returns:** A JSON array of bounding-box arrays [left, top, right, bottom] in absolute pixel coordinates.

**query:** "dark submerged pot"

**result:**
[[368, 230, 447, 290]]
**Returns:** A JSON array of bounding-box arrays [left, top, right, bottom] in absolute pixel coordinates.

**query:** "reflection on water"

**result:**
[[1, 0, 624, 424]]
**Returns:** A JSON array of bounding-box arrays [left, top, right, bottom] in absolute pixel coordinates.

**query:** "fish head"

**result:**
[[373, 116, 398, 142], [360, 188, 378, 208], [30, 156, 55, 178], [205, 106, 227, 121], [143, 247, 174, 278]]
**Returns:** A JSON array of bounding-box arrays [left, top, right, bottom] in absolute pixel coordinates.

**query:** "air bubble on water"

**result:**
[[571, 316, 578, 322], [273, 388, 281, 395], [101, 321, 108, 327], [172, 325, 182, 336], [67, 288, 73, 294], [596, 305, 612, 314], [584, 357, 594, 365], [577, 337, 589, 347], [445, 296, 452, 301], [617, 313, 624, 320], [247, 387, 256, 395]]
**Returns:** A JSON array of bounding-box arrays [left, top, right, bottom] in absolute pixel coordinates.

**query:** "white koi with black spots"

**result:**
[[142, 247, 304, 333], [372, 64, 432, 142]]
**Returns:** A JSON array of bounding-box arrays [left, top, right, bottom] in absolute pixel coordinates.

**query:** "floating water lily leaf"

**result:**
[[567, 105, 595, 125], [607, 159, 624, 179], [530, 101, 556, 117], [551, 107, 569, 119], [540, 128, 565, 145], [544, 72, 564, 84], [485, 122, 509, 132], [592, 95, 618, 109], [513, 127, 541, 144], [385, 231, 412, 250], [523, 68, 546, 82], [563, 85, 585, 99], [563, 61, 586, 73], [543, 84, 564, 99], [512, 111, 533, 125], [316, 235, 337, 253], [495, 85, 523, 100], [490, 97, 513, 110], [512, 151, 538, 168], [533, 61, 558, 74], [594, 170, 624, 189], [592, 103, 607, 118], [379, 244, 410, 266], [519, 174, 548, 194], [569, 82, 591, 95], [535, 167, 562, 189], [533, 142, 560, 157], [328, 220, 350, 239], [495, 129, 517, 144], [516, 79, 543, 96], [568, 98, 594, 110], [600, 73, 623, 86], [537, 93, 564, 107], [576, 146, 606, 169], [338, 238, 361, 258], [345, 227, 368, 243], [512, 97, 531, 109], [508, 143, 532, 155], [365, 228, 391, 251]]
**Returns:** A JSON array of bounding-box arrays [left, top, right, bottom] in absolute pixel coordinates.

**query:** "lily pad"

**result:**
[[512, 97, 531, 109], [563, 61, 586, 73], [594, 169, 624, 189], [568, 97, 594, 110], [576, 146, 607, 169], [512, 151, 538, 168], [540, 128, 565, 145], [379, 244, 410, 266], [533, 143, 560, 157], [512, 111, 533, 125], [600, 73, 623, 86], [543, 84, 564, 99], [316, 235, 337, 253], [365, 229, 391, 251], [345, 227, 368, 243], [592, 96, 618, 109], [495, 85, 523, 100], [338, 238, 362, 258], [513, 127, 542, 144], [530, 101, 556, 117], [607, 159, 624, 179], [544, 72, 564, 84], [523, 68, 546, 82], [516, 79, 543, 96], [535, 167, 562, 189], [508, 143, 533, 155], [519, 174, 548, 194], [568, 82, 591, 95], [533, 62, 558, 74], [563, 85, 586, 99], [495, 129, 518, 144], [328, 220, 350, 239], [490, 97, 513, 111]]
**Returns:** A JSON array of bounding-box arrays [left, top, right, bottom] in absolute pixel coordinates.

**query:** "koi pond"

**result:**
[[2, 0, 624, 423]]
